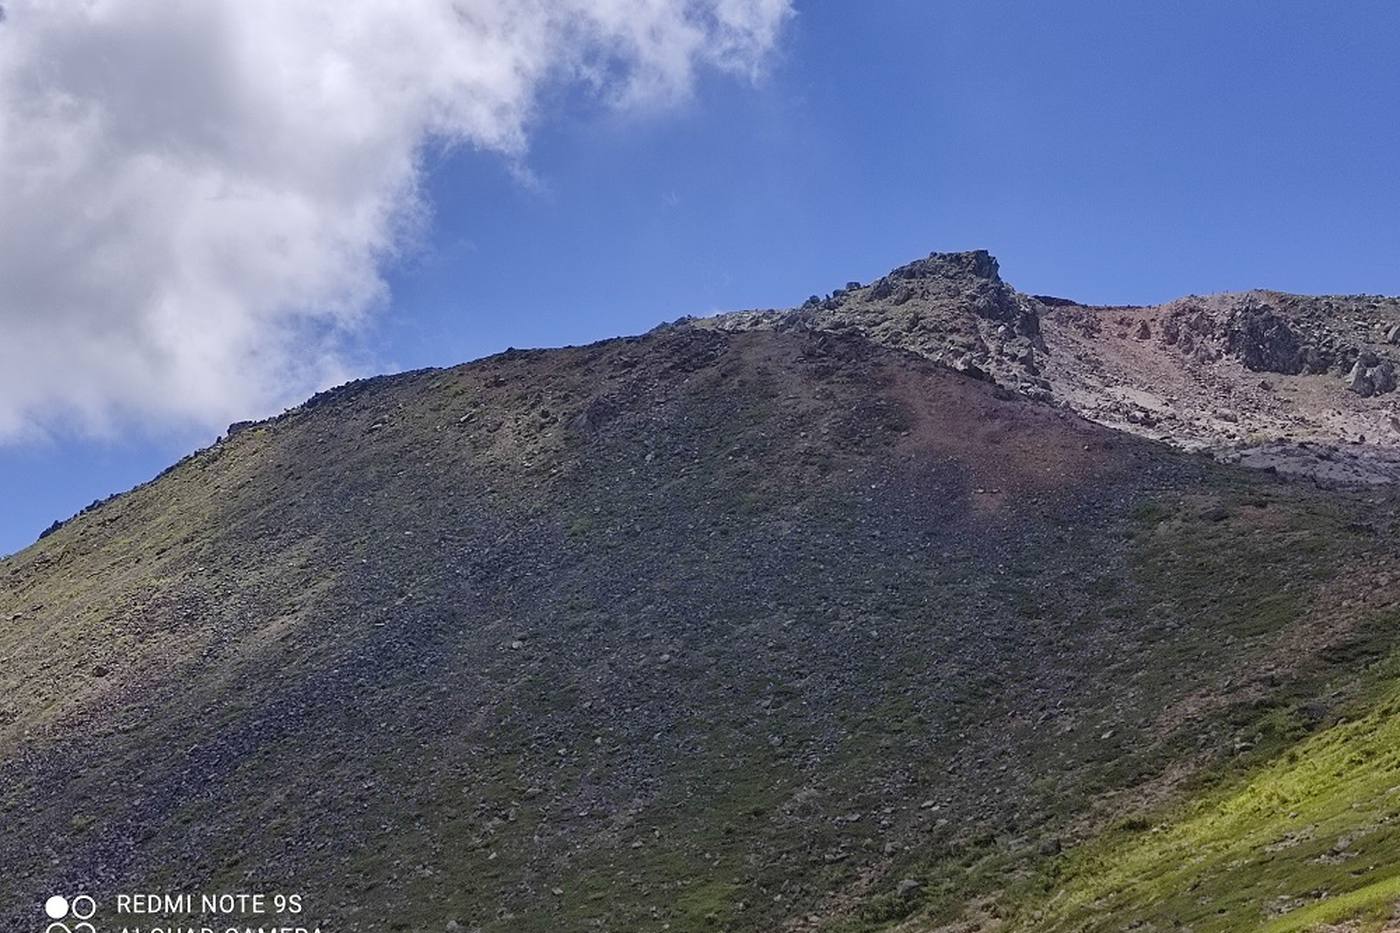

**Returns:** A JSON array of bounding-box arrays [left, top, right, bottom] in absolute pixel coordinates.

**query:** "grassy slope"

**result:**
[[866, 485, 1400, 933], [994, 640, 1400, 932], [893, 493, 1400, 932], [1011, 666, 1400, 932], [3, 324, 1400, 931]]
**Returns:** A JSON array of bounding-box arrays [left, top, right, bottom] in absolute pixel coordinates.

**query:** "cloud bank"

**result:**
[[0, 0, 791, 440]]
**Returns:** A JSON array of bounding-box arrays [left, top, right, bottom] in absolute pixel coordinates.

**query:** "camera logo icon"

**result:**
[[43, 894, 96, 933]]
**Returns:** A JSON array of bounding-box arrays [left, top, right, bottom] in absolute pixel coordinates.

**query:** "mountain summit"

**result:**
[[6, 253, 1400, 931]]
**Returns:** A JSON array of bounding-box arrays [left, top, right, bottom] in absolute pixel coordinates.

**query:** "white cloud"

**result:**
[[0, 0, 792, 441]]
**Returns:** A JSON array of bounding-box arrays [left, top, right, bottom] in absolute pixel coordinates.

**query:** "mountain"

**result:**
[[5, 252, 1400, 932]]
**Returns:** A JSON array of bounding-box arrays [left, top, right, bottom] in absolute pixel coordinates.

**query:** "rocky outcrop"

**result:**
[[1345, 352, 1397, 397], [1160, 302, 1222, 363], [1157, 293, 1400, 399], [702, 250, 1051, 400], [1226, 305, 1311, 374], [1161, 299, 1329, 375], [875, 249, 1041, 339]]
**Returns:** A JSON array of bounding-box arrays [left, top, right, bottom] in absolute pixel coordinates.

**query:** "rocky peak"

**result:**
[[697, 249, 1048, 401], [860, 250, 1028, 327], [886, 249, 1001, 283]]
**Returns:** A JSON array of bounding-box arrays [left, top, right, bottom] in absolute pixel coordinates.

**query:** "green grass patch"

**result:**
[[1006, 647, 1400, 932]]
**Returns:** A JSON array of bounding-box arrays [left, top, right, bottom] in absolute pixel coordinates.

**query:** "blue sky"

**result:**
[[4, 0, 1400, 556]]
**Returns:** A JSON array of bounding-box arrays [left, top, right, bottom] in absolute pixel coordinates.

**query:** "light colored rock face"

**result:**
[[698, 251, 1400, 483], [1037, 291, 1400, 483]]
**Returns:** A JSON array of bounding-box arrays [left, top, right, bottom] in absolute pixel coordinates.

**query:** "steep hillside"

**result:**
[[5, 255, 1400, 932]]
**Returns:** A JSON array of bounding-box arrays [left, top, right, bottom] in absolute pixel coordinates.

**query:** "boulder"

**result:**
[[1345, 358, 1374, 396], [1344, 354, 1396, 397], [1374, 361, 1397, 394], [867, 279, 894, 301], [1227, 307, 1305, 374]]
